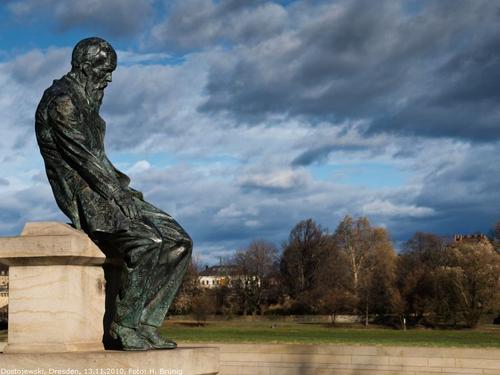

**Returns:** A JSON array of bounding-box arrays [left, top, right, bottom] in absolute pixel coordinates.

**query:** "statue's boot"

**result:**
[[138, 324, 177, 349], [110, 322, 152, 351]]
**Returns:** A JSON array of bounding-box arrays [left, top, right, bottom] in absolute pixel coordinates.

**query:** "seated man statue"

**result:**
[[35, 37, 192, 350]]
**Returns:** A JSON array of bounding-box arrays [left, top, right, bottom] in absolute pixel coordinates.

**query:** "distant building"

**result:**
[[198, 265, 239, 288], [451, 233, 495, 253], [198, 265, 260, 288], [0, 267, 7, 286], [452, 233, 489, 243], [0, 265, 8, 312]]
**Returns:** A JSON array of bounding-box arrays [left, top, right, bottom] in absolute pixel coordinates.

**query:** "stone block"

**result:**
[[0, 222, 110, 353], [455, 358, 500, 369], [441, 368, 482, 374], [0, 346, 220, 375], [427, 357, 456, 367], [219, 351, 281, 363], [351, 354, 390, 366], [6, 264, 105, 353], [280, 353, 351, 364], [389, 356, 429, 367]]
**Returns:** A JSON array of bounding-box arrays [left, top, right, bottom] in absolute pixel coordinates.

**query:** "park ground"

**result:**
[[158, 319, 500, 348], [1, 320, 499, 348]]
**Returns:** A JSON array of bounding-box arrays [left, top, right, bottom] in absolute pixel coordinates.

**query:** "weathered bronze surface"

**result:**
[[35, 37, 192, 351]]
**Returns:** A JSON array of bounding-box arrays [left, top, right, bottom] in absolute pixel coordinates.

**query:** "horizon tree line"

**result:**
[[171, 216, 500, 328]]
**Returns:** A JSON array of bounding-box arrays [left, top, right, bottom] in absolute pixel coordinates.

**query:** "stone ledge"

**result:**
[[0, 346, 219, 375], [0, 222, 108, 266], [200, 343, 500, 375]]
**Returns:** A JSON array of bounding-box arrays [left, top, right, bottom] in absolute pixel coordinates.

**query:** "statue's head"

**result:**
[[70, 37, 117, 107]]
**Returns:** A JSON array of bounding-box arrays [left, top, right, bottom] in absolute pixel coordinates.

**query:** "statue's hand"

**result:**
[[114, 190, 140, 220], [128, 187, 144, 201]]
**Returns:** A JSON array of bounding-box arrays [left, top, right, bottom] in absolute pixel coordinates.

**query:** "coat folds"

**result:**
[[35, 74, 135, 234]]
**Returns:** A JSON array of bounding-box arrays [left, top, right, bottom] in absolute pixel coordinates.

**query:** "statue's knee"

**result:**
[[148, 231, 164, 250], [186, 235, 193, 251], [180, 235, 193, 258]]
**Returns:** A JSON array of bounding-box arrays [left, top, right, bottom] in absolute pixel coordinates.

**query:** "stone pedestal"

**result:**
[[0, 222, 220, 373], [0, 222, 109, 353], [0, 346, 220, 375]]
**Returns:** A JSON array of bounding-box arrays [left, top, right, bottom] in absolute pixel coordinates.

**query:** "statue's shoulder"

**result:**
[[46, 78, 85, 115], [38, 77, 72, 111], [44, 76, 83, 103]]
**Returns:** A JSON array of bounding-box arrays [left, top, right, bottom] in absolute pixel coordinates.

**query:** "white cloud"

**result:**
[[238, 168, 310, 191], [127, 160, 152, 174], [362, 200, 435, 218]]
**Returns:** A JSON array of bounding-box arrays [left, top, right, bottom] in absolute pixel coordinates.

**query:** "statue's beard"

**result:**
[[92, 89, 104, 111], [85, 82, 105, 112]]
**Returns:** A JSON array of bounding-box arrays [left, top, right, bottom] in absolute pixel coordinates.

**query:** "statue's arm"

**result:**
[[48, 95, 123, 200], [110, 159, 145, 201]]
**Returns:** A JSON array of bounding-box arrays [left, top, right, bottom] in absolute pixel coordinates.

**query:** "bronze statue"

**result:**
[[35, 37, 192, 351]]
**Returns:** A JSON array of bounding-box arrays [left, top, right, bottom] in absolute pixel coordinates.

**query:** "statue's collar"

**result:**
[[62, 73, 89, 104]]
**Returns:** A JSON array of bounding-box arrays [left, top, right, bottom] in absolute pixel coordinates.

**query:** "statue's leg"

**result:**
[[139, 237, 192, 327], [94, 221, 164, 350], [138, 201, 193, 326], [130, 200, 193, 348]]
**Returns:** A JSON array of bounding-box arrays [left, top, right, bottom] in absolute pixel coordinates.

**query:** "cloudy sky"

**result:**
[[1, 0, 499, 264]]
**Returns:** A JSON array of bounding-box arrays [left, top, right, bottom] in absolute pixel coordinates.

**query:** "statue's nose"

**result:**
[[105, 72, 112, 82]]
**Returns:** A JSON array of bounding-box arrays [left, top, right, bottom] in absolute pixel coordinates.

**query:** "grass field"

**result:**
[[1, 321, 499, 348], [159, 320, 500, 348]]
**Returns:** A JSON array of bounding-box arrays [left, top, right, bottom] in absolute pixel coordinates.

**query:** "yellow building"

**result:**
[[0, 266, 8, 311]]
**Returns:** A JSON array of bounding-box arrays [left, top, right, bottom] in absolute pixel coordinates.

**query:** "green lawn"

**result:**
[[159, 320, 500, 348], [2, 321, 499, 348]]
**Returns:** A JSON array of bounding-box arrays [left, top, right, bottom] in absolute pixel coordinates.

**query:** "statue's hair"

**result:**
[[71, 37, 117, 70]]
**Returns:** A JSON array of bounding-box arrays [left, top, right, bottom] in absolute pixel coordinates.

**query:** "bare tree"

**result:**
[[333, 217, 397, 325], [445, 239, 500, 327], [233, 239, 279, 315], [489, 220, 500, 254], [334, 216, 372, 296], [397, 232, 447, 324], [170, 257, 201, 314], [280, 219, 329, 310], [314, 234, 355, 320], [360, 227, 398, 325], [191, 292, 217, 325]]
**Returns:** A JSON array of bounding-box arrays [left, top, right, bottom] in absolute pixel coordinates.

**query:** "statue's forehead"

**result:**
[[97, 49, 117, 70]]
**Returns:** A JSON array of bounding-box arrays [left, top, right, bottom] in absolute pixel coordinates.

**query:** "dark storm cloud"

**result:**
[[195, 0, 500, 144], [292, 144, 367, 166], [417, 145, 500, 213], [394, 142, 500, 239], [370, 32, 500, 140], [152, 0, 287, 51], [7, 0, 154, 37]]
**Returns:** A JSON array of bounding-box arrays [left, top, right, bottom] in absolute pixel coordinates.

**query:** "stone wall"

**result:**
[[200, 343, 500, 375]]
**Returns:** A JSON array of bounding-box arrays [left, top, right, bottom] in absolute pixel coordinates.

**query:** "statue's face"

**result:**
[[84, 50, 117, 108], [88, 52, 116, 90]]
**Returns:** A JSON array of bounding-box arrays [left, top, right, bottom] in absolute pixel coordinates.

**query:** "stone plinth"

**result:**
[[0, 222, 109, 353], [0, 346, 220, 375]]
